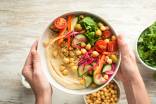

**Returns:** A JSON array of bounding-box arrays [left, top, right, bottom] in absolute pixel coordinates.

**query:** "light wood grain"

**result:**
[[0, 0, 156, 104]]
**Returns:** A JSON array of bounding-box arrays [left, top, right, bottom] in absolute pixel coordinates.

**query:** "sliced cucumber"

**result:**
[[78, 65, 87, 77], [102, 64, 112, 73], [72, 34, 87, 48], [84, 64, 92, 71], [91, 62, 97, 66], [84, 76, 92, 87], [93, 73, 106, 85]]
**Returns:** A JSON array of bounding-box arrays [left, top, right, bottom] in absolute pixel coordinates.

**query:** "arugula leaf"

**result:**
[[80, 17, 99, 45], [137, 21, 156, 68], [85, 32, 99, 45]]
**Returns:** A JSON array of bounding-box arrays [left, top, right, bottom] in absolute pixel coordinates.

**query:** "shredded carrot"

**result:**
[[96, 55, 106, 74], [102, 52, 117, 55], [58, 27, 66, 46], [67, 15, 73, 49]]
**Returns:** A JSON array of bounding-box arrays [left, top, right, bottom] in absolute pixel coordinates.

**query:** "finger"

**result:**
[[31, 41, 41, 71], [24, 40, 38, 66], [118, 35, 129, 56], [22, 65, 32, 81]]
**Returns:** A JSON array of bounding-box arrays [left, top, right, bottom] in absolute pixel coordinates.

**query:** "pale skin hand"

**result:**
[[117, 35, 150, 104], [22, 40, 52, 104]]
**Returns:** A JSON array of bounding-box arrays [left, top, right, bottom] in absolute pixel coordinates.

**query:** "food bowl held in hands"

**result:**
[[38, 11, 121, 95]]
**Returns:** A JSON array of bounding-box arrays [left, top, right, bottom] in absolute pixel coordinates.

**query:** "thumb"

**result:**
[[118, 35, 129, 56]]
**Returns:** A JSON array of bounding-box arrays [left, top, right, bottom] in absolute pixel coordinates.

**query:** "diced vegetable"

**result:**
[[58, 27, 67, 45], [107, 40, 117, 52], [78, 65, 87, 77], [72, 34, 87, 48], [75, 24, 82, 31], [102, 64, 112, 73], [54, 17, 67, 30], [110, 54, 118, 63], [67, 15, 73, 48], [84, 76, 92, 87], [71, 17, 78, 31], [105, 70, 114, 75], [84, 64, 93, 72], [93, 73, 106, 85], [103, 30, 111, 38], [95, 40, 107, 53]]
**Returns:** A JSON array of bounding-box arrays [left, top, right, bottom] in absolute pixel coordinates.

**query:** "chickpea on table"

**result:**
[[22, 35, 150, 104]]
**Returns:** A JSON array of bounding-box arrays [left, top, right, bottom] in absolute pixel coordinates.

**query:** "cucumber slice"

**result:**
[[72, 34, 87, 48], [93, 73, 106, 85], [84, 76, 92, 87], [84, 64, 92, 71], [78, 65, 86, 77], [102, 64, 112, 73], [91, 62, 96, 66]]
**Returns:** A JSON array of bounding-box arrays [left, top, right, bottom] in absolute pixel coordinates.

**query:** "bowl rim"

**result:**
[[135, 30, 156, 71], [38, 11, 121, 95], [83, 79, 121, 104]]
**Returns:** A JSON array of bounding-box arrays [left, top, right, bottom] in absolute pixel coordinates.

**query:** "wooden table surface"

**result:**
[[0, 0, 156, 104]]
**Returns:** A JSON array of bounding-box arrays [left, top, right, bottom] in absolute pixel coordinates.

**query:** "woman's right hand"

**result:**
[[116, 35, 140, 83]]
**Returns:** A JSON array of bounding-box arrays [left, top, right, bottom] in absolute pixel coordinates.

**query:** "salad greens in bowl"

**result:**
[[137, 22, 156, 70]]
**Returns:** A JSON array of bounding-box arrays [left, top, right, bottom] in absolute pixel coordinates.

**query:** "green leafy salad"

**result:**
[[137, 22, 156, 68]]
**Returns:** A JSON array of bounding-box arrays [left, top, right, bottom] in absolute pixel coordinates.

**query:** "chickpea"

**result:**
[[110, 54, 118, 63], [114, 97, 118, 102], [79, 15, 84, 19], [107, 58, 112, 64], [105, 56, 109, 61], [75, 24, 82, 31], [68, 62, 75, 67], [86, 43, 91, 50], [69, 51, 75, 57], [75, 50, 81, 56], [52, 50, 58, 57], [96, 29, 102, 36], [111, 90, 115, 94], [92, 51, 99, 57], [69, 58, 74, 62], [112, 35, 117, 41], [69, 47, 73, 51], [103, 74, 109, 80], [104, 39, 110, 43], [100, 25, 107, 31], [61, 48, 67, 53], [91, 83, 97, 88], [71, 65, 78, 72], [60, 65, 65, 72], [62, 69, 68, 76], [81, 48, 87, 54], [98, 22, 103, 27], [43, 39, 49, 47], [101, 25, 109, 31], [80, 42, 86, 47], [80, 78, 85, 85], [63, 57, 70, 64]]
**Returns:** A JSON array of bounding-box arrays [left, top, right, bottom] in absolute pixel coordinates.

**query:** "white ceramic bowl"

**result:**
[[135, 30, 156, 71], [83, 79, 121, 104], [38, 11, 121, 95]]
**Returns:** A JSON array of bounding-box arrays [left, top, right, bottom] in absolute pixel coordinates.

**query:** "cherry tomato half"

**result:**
[[107, 40, 117, 52], [95, 40, 107, 53], [103, 30, 112, 38], [54, 17, 67, 30]]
